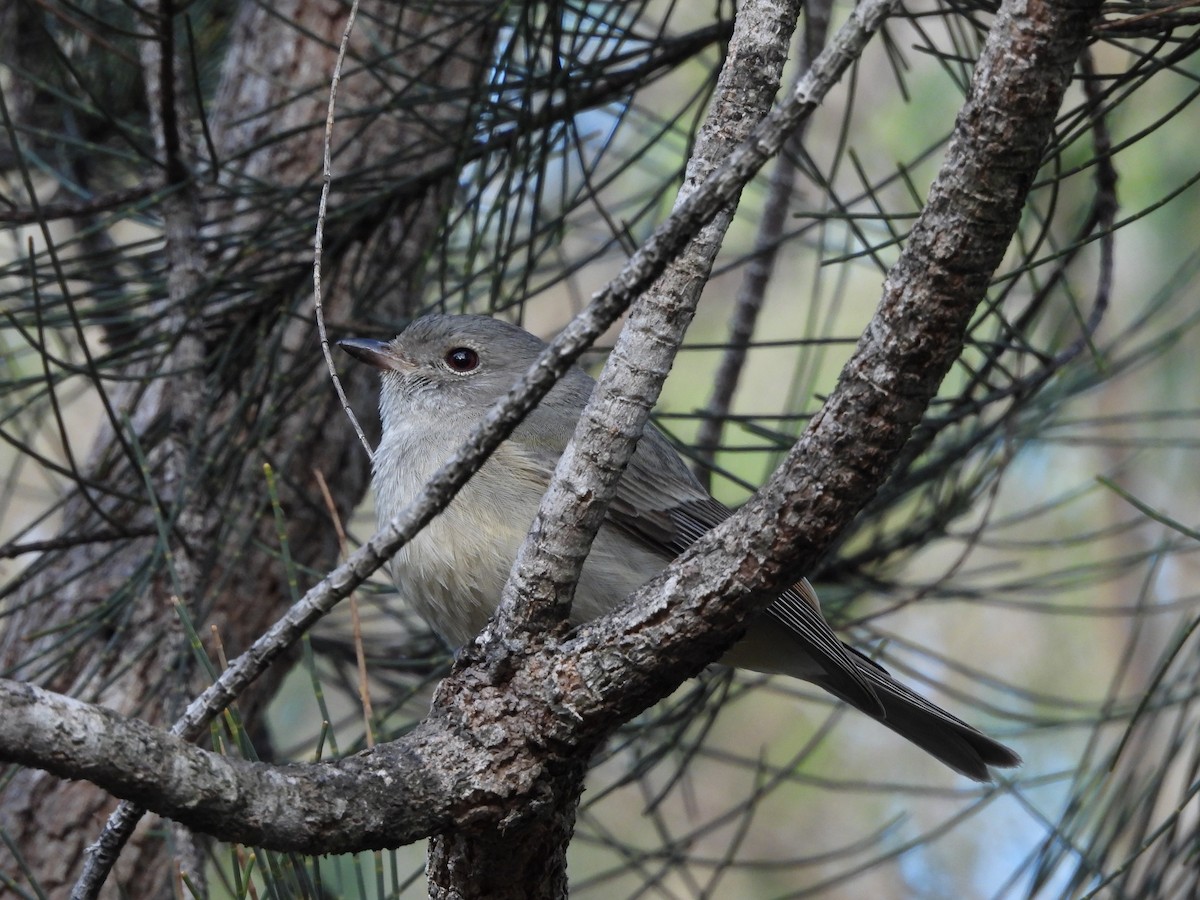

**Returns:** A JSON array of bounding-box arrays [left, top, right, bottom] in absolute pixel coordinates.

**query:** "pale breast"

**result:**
[[372, 426, 670, 647], [373, 430, 546, 645]]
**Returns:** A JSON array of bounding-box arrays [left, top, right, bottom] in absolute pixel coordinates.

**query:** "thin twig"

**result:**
[[315, 0, 371, 458]]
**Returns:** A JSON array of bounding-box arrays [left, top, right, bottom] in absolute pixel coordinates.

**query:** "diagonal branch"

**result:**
[[488, 0, 808, 645]]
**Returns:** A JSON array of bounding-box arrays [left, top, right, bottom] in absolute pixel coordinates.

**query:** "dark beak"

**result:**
[[338, 337, 397, 371]]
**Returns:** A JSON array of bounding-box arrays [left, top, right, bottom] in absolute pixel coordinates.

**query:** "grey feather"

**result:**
[[341, 314, 1020, 781]]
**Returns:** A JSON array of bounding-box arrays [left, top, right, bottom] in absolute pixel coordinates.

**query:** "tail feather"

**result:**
[[730, 615, 1020, 781], [819, 650, 1020, 782]]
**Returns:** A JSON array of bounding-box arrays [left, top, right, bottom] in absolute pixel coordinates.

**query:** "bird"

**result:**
[[340, 314, 1020, 781]]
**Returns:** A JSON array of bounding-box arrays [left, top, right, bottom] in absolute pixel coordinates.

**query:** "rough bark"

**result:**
[[440, 0, 1102, 889]]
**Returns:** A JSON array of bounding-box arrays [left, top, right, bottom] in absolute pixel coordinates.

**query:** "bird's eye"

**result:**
[[444, 347, 479, 373]]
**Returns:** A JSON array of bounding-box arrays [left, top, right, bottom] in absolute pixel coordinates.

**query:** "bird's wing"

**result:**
[[603, 425, 883, 714]]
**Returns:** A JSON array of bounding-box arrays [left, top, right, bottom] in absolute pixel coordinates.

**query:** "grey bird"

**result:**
[[341, 314, 1020, 781]]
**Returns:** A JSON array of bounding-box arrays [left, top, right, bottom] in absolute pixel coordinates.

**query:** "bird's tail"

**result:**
[[816, 647, 1021, 782]]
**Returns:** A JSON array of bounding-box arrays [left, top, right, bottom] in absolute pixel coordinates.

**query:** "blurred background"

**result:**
[[2, 0, 1199, 897]]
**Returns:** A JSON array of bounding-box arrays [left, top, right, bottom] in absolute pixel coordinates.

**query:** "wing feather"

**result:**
[[604, 426, 882, 714], [511, 404, 882, 714]]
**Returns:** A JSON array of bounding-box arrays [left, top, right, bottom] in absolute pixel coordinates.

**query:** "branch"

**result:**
[[0, 679, 475, 852], [429, 0, 806, 889]]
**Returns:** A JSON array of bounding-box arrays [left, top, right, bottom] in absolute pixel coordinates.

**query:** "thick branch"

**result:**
[[0, 679, 467, 852], [693, 0, 835, 484], [490, 0, 805, 653]]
